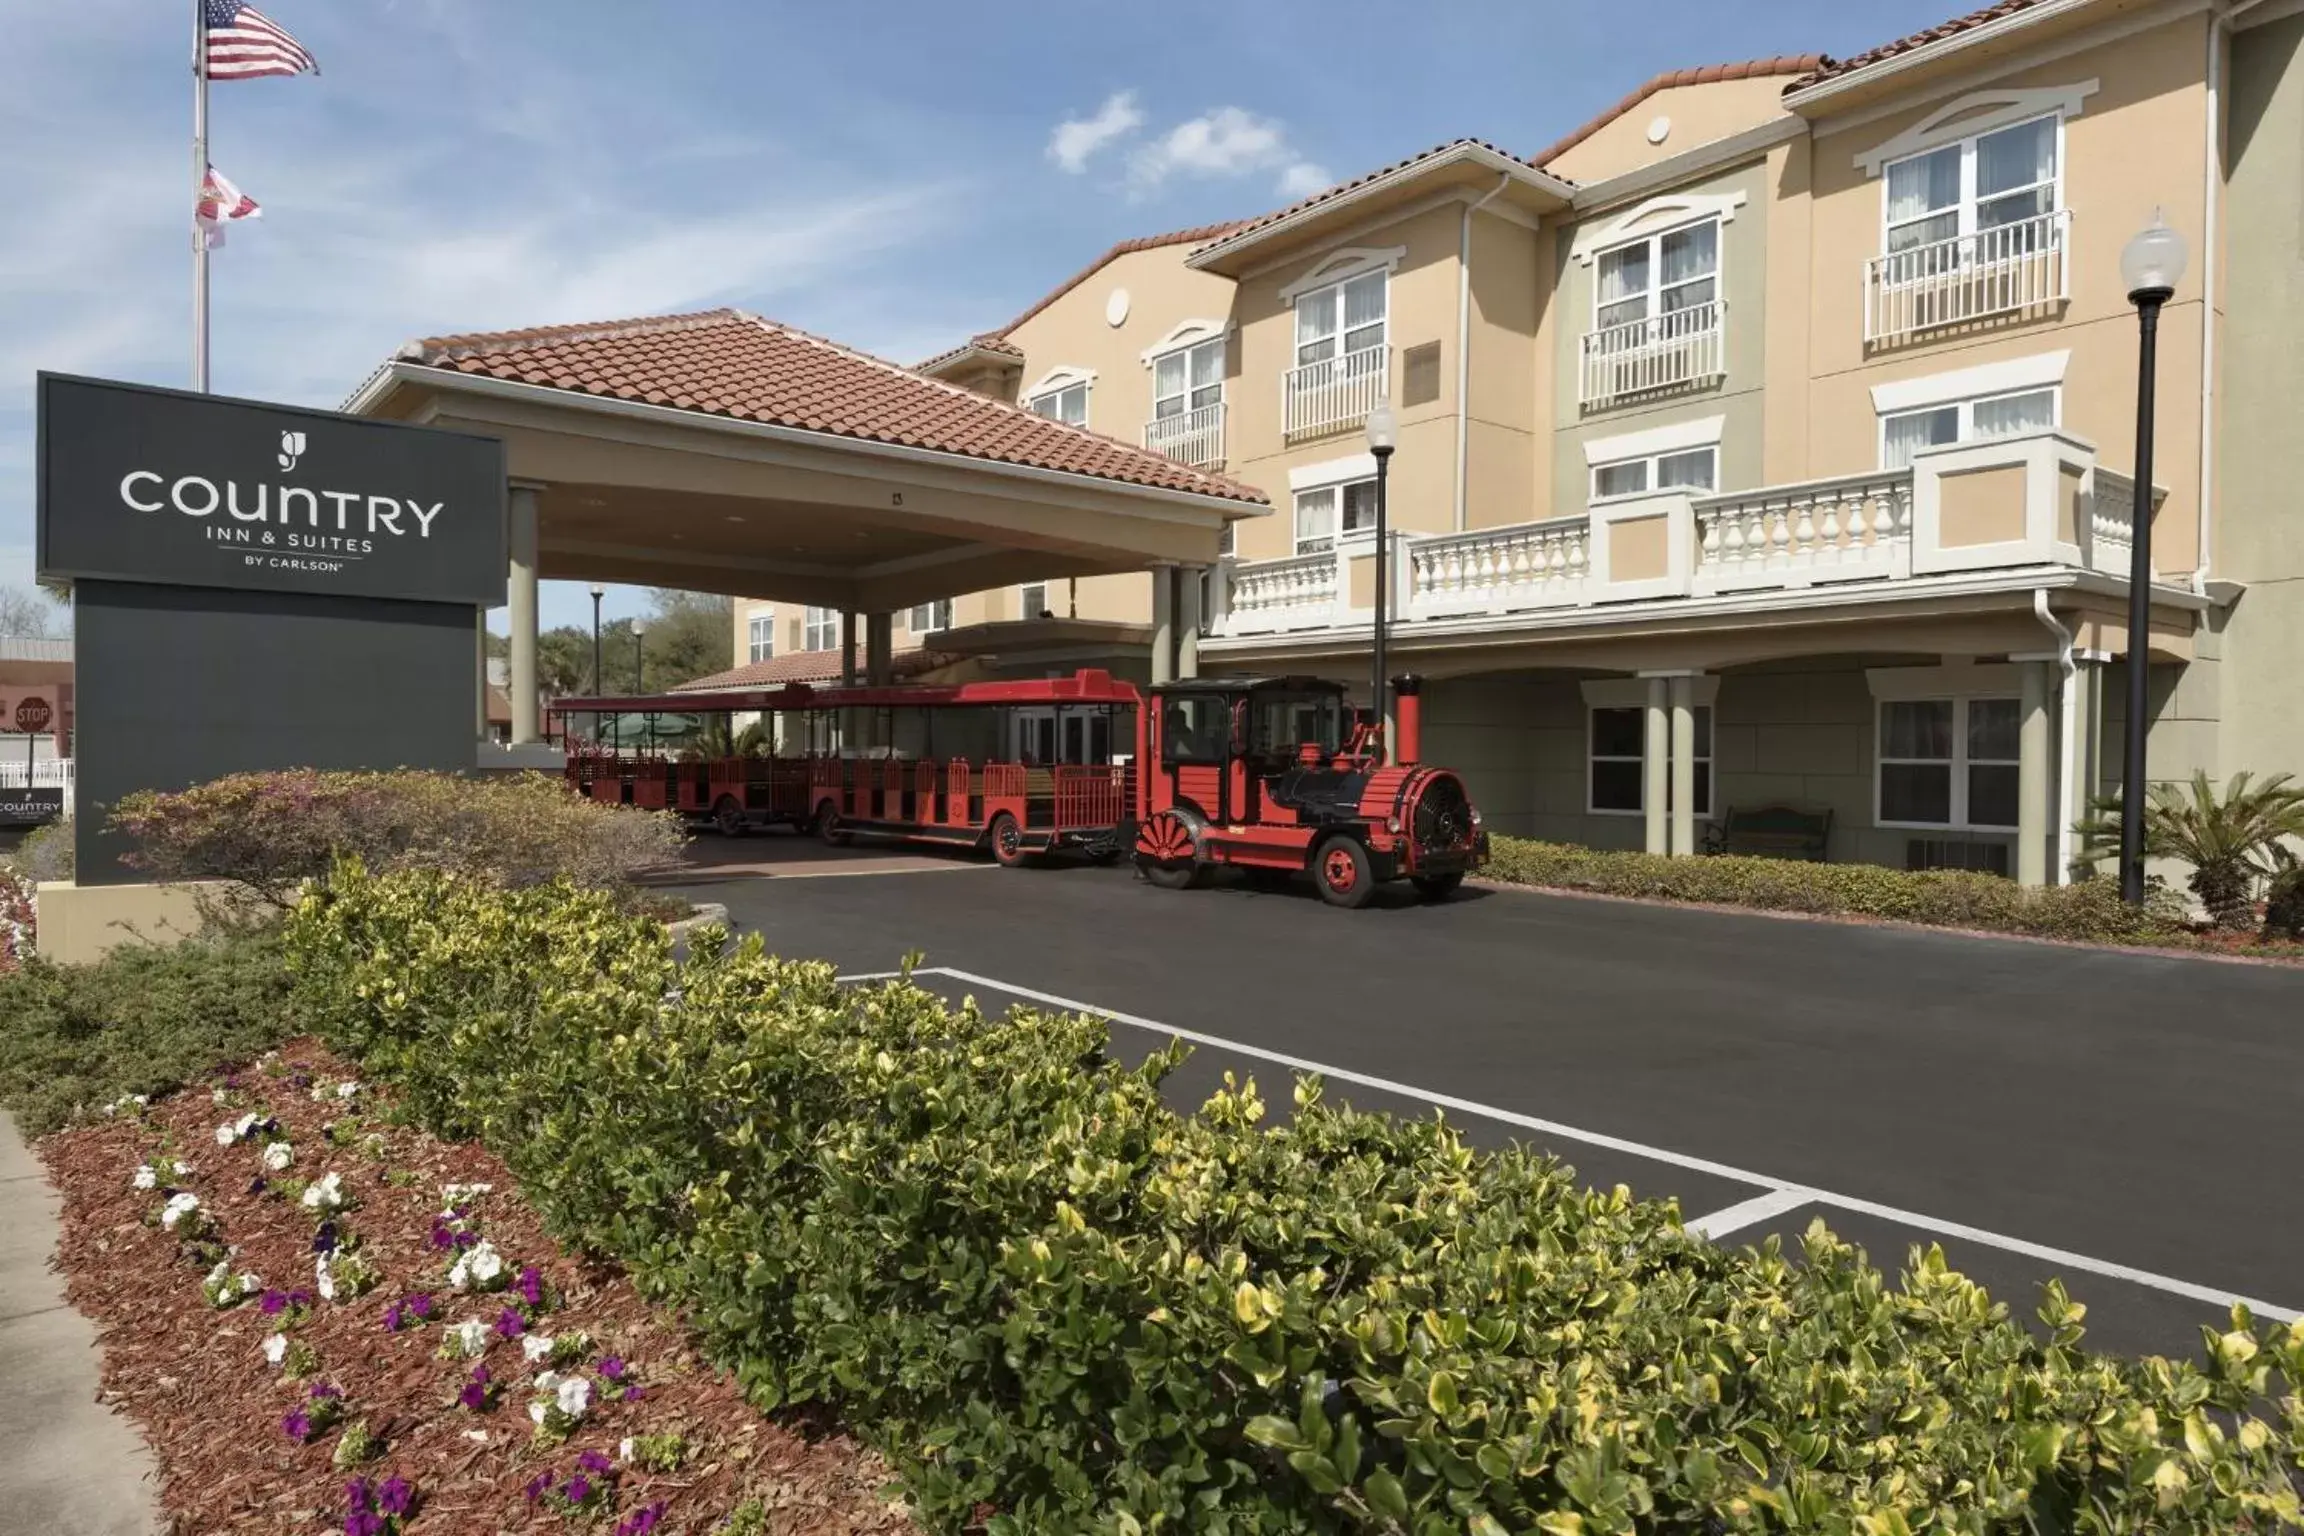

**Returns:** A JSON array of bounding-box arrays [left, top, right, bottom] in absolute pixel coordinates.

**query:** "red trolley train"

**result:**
[[550, 669, 1485, 907]]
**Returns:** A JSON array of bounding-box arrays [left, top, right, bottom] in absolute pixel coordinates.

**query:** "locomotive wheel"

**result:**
[[1137, 857, 1202, 891], [1313, 837, 1375, 910], [712, 796, 747, 838], [1133, 809, 1202, 890], [1412, 871, 1464, 902], [813, 802, 850, 848], [988, 812, 1031, 868]]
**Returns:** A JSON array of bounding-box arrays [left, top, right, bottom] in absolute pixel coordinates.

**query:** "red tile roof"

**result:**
[[991, 219, 1250, 339], [1529, 56, 1823, 168], [1188, 141, 1556, 263], [397, 309, 1266, 504], [671, 647, 951, 691], [1789, 1, 2044, 93], [915, 332, 1024, 373]]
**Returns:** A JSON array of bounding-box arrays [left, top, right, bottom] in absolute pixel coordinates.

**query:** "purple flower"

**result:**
[[454, 1231, 477, 1251], [523, 1470, 551, 1504], [260, 1289, 290, 1316], [408, 1294, 433, 1319], [622, 1385, 643, 1403], [345, 1478, 373, 1511], [599, 1356, 626, 1382], [309, 1382, 341, 1401], [381, 1303, 403, 1333], [565, 1474, 592, 1504], [288, 1289, 313, 1307], [492, 1308, 524, 1340], [577, 1449, 613, 1476], [377, 1477, 412, 1517], [313, 1222, 339, 1255], [517, 1266, 544, 1307], [282, 1409, 311, 1442], [617, 1503, 667, 1536], [458, 1365, 491, 1411], [343, 1512, 382, 1536], [247, 1176, 269, 1195]]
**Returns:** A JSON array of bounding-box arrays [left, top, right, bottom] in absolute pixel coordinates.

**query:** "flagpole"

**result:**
[[191, 0, 210, 393]]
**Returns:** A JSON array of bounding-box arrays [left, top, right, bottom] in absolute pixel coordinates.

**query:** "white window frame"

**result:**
[[1150, 335, 1226, 420], [1590, 214, 1723, 332], [1291, 269, 1388, 369], [1878, 112, 2064, 259], [907, 599, 953, 635], [1024, 366, 1094, 427], [1292, 479, 1378, 555], [1877, 385, 2059, 471], [802, 606, 840, 653], [1874, 695, 2021, 832], [747, 611, 775, 664], [1589, 443, 1718, 503], [1584, 703, 1712, 819], [1017, 582, 1050, 620]]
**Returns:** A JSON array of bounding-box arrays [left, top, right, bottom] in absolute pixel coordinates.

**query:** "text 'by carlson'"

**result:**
[[117, 471, 447, 538]]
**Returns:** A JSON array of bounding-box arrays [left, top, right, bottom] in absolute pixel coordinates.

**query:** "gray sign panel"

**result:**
[[38, 373, 507, 607]]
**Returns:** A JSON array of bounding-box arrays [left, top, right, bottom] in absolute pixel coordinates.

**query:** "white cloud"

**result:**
[[1047, 92, 1144, 174], [1128, 107, 1330, 201], [1276, 161, 1333, 199]]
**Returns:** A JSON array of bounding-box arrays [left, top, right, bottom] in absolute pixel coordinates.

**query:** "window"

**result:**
[[1595, 218, 1720, 332], [1877, 697, 2019, 829], [1591, 445, 1717, 501], [1294, 479, 1379, 554], [1879, 387, 2055, 469], [1588, 705, 1711, 817], [1153, 338, 1224, 419], [1017, 582, 1049, 620], [1884, 114, 2058, 256], [908, 599, 953, 634], [1028, 382, 1088, 425], [1161, 694, 1231, 764], [1295, 270, 1386, 366], [746, 612, 775, 664], [1249, 691, 1348, 760], [802, 606, 840, 652]]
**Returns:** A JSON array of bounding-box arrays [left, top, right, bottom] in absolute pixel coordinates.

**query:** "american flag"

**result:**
[[201, 1, 319, 81]]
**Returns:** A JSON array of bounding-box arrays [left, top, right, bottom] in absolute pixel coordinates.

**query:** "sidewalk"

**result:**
[[0, 1111, 163, 1536]]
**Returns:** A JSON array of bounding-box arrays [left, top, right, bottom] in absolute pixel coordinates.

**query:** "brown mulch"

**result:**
[[40, 1040, 919, 1535]]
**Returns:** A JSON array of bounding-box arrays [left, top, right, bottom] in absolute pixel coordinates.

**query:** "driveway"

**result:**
[[672, 849, 2304, 1362]]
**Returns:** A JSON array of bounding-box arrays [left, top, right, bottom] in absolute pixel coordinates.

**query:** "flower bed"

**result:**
[[40, 1040, 913, 1534]]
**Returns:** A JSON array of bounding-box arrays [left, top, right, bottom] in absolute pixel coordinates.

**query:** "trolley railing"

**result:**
[[1053, 765, 1128, 830]]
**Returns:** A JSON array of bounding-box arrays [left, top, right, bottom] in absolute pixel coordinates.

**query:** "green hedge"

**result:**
[[280, 863, 2304, 1533], [1484, 837, 2197, 946]]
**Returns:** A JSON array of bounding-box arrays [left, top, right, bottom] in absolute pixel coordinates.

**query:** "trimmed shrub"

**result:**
[[287, 864, 2304, 1534], [2267, 866, 2304, 942], [6, 817, 75, 883], [0, 921, 297, 1133], [108, 769, 686, 905], [1485, 836, 2195, 945]]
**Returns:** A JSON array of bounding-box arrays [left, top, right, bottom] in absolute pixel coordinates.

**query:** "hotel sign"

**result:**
[[37, 374, 507, 607]]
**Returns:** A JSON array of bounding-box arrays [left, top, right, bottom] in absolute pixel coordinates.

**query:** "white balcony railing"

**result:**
[[1407, 517, 1590, 619], [0, 757, 74, 815], [1222, 549, 1341, 635], [1866, 209, 2070, 343], [1283, 345, 1390, 440], [1143, 402, 1226, 468], [1580, 302, 1725, 408], [2087, 468, 2160, 579], [1693, 470, 1914, 592]]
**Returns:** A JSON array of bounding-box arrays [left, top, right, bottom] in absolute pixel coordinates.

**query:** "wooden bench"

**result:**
[[1717, 804, 1833, 861]]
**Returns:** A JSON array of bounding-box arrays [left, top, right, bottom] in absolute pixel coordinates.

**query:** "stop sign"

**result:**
[[14, 697, 53, 734]]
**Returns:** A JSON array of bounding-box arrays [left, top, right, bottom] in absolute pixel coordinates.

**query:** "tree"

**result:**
[[0, 585, 63, 639], [637, 588, 733, 691], [2078, 770, 2304, 929]]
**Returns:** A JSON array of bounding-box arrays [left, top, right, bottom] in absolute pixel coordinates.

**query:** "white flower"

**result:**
[[555, 1375, 591, 1419], [439, 1182, 492, 1211], [521, 1334, 553, 1363], [171, 1161, 190, 1177], [618, 1437, 634, 1462], [132, 1165, 157, 1191], [450, 1239, 504, 1291], [528, 1400, 547, 1426], [260, 1142, 293, 1173], [211, 1086, 228, 1105], [233, 1112, 258, 1139], [448, 1319, 490, 1357], [135, 1095, 148, 1107], [263, 1333, 288, 1366], [336, 1082, 359, 1100], [535, 1369, 561, 1392], [238, 1272, 261, 1295], [300, 1171, 344, 1211], [206, 1259, 231, 1289], [314, 1255, 336, 1301], [160, 1191, 200, 1230], [213, 1124, 236, 1146]]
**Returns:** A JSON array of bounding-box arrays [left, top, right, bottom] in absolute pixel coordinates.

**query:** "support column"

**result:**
[[474, 607, 489, 746], [1175, 568, 1202, 680], [1668, 675, 1697, 859], [1642, 676, 1669, 856], [506, 483, 541, 745], [865, 611, 893, 748], [2080, 653, 2108, 809], [2017, 658, 2052, 888], [839, 610, 858, 753], [1149, 566, 1176, 687]]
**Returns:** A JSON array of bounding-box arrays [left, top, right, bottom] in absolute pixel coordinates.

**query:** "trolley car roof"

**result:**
[[554, 667, 1147, 717]]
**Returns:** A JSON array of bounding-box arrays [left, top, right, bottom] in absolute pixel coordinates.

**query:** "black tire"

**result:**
[[1313, 837, 1376, 909], [1137, 857, 1202, 890], [1087, 846, 1124, 867], [712, 796, 747, 838], [988, 812, 1031, 868], [1412, 872, 1464, 902], [813, 801, 850, 847]]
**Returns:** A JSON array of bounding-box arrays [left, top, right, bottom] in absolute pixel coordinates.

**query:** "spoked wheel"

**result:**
[[1133, 810, 1202, 891], [813, 801, 850, 847], [713, 796, 747, 838], [1412, 872, 1464, 902], [1136, 857, 1202, 890], [988, 811, 1032, 868], [1314, 837, 1376, 909]]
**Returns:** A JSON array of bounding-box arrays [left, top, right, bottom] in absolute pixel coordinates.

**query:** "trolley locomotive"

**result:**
[[550, 668, 1485, 908]]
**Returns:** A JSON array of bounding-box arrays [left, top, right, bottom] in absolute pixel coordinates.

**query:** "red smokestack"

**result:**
[[1391, 674, 1422, 765]]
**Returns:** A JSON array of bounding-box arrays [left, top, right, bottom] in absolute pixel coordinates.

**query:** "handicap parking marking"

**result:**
[[865, 965, 2301, 1328]]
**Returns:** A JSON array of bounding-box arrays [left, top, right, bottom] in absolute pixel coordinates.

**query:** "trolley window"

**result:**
[[1249, 691, 1347, 759], [1161, 695, 1231, 764]]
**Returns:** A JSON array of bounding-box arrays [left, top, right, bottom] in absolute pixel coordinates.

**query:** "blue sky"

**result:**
[[4, 0, 1960, 633]]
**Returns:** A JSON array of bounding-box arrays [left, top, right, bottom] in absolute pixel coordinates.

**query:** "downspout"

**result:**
[[2195, 4, 2226, 590], [1454, 172, 1512, 532], [2034, 588, 2079, 883]]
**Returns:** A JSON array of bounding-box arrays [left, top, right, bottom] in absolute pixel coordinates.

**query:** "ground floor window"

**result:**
[[908, 599, 953, 634], [1588, 703, 1711, 816], [1018, 582, 1050, 620], [1879, 387, 2056, 470], [1877, 697, 2019, 829]]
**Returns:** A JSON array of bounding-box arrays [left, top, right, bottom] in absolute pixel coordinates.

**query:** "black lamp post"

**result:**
[[2117, 211, 2188, 905], [1365, 400, 1398, 762], [630, 617, 647, 697], [588, 583, 604, 696]]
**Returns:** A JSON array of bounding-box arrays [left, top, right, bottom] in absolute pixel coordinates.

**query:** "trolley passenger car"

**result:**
[[550, 668, 1485, 907]]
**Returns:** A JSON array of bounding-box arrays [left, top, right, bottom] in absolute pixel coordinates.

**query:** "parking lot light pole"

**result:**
[[2116, 211, 2187, 906], [588, 583, 605, 696], [631, 617, 647, 697], [1365, 401, 1397, 762]]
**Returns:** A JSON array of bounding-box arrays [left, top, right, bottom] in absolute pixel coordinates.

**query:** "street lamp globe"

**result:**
[[1364, 400, 1399, 455], [587, 582, 604, 599], [630, 618, 647, 638], [2120, 211, 2188, 301]]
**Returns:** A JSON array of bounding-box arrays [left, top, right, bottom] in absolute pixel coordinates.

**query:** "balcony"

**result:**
[[1580, 301, 1725, 409], [1283, 345, 1389, 441], [1142, 402, 1225, 469], [1865, 209, 2070, 344], [1208, 430, 2160, 642]]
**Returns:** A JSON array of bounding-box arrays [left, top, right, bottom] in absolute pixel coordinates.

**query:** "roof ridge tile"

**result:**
[[1528, 54, 1824, 167]]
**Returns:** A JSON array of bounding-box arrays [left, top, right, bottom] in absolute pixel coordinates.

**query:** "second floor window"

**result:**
[[908, 599, 953, 634], [1294, 479, 1378, 554], [1018, 582, 1050, 620], [1880, 387, 2056, 470], [1596, 219, 1719, 333], [1152, 338, 1223, 419], [803, 606, 839, 652], [1029, 382, 1088, 425], [1295, 270, 1386, 367], [1591, 445, 1717, 501], [747, 612, 774, 663], [1885, 114, 2058, 256]]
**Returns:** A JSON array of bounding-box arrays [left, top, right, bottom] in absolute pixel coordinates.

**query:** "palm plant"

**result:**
[[2077, 770, 2304, 929]]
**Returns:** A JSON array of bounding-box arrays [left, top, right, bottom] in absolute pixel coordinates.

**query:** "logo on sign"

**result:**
[[278, 431, 307, 472], [14, 698, 53, 734]]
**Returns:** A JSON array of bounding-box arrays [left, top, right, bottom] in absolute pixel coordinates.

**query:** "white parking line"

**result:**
[[906, 966, 2302, 1324], [1685, 1187, 1814, 1239]]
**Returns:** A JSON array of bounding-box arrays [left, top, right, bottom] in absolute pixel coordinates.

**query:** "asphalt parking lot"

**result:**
[[670, 841, 2304, 1363]]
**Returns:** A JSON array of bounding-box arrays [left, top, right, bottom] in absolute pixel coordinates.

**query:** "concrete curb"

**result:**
[[0, 1112, 166, 1534]]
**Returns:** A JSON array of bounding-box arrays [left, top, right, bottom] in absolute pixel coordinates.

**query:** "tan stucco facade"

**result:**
[[1544, 75, 1801, 186]]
